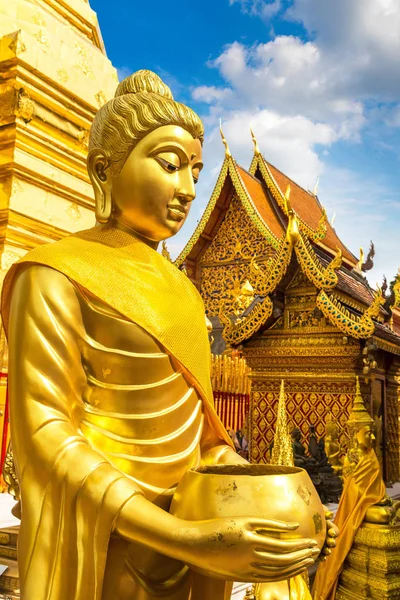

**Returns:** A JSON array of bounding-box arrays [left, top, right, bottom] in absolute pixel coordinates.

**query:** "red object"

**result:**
[[0, 372, 8, 472]]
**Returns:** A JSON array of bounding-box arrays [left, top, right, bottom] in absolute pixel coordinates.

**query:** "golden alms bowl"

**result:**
[[170, 464, 326, 552]]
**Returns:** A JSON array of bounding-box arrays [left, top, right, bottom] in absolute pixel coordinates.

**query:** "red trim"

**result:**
[[0, 373, 8, 472]]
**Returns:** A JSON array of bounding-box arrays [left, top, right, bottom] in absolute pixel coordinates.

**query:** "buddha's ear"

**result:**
[[88, 148, 112, 223]]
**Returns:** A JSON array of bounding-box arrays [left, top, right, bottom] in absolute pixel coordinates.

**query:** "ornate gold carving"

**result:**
[[200, 195, 276, 316], [32, 12, 51, 50], [175, 158, 230, 267], [294, 233, 342, 290], [218, 224, 294, 345], [288, 309, 324, 329], [74, 42, 93, 77], [249, 380, 353, 463], [201, 196, 275, 264], [95, 90, 108, 107], [249, 238, 292, 296], [316, 288, 384, 339], [65, 202, 81, 222], [392, 270, 400, 309], [56, 67, 70, 84], [220, 295, 274, 347], [15, 88, 35, 123]]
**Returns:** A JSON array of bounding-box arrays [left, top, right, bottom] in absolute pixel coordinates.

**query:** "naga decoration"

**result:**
[[392, 270, 400, 309], [294, 234, 342, 291], [361, 241, 375, 273], [316, 287, 384, 339]]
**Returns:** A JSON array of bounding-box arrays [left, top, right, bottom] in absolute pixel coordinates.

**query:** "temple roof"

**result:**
[[260, 160, 357, 266], [177, 145, 398, 347]]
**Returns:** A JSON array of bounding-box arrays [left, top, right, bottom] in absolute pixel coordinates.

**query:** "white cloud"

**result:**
[[230, 0, 282, 19], [178, 0, 400, 282], [192, 86, 233, 104]]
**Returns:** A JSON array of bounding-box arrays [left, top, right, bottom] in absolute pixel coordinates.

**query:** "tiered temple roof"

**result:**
[[177, 133, 400, 353]]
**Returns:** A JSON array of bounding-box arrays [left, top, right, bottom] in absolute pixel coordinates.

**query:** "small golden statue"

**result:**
[[324, 416, 343, 475], [2, 70, 322, 600], [313, 377, 388, 600]]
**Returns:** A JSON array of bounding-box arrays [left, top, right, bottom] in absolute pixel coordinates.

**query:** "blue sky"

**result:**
[[92, 0, 400, 286]]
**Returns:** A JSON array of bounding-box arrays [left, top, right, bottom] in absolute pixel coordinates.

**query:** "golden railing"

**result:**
[[211, 354, 251, 432]]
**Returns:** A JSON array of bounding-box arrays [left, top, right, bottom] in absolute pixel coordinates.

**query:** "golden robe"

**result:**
[[1, 225, 232, 600], [312, 448, 385, 600]]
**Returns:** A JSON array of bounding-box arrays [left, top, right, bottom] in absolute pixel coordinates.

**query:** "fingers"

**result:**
[[328, 523, 339, 538], [249, 519, 299, 533], [254, 546, 320, 567], [250, 557, 315, 581], [325, 537, 337, 549], [249, 533, 317, 554]]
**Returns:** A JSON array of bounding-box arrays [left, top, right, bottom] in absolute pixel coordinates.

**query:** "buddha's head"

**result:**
[[88, 70, 204, 243], [355, 424, 375, 452], [325, 420, 339, 441]]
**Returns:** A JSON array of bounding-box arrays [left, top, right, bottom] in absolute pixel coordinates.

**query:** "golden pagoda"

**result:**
[[177, 132, 400, 482], [0, 0, 117, 462]]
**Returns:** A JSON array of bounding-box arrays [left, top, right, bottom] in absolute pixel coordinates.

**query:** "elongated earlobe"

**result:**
[[87, 149, 112, 223]]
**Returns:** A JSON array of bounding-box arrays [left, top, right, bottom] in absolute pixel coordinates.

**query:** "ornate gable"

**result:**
[[200, 196, 275, 316]]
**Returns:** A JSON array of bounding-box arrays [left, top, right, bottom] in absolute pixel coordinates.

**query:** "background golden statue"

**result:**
[[312, 378, 387, 600], [1, 71, 320, 600]]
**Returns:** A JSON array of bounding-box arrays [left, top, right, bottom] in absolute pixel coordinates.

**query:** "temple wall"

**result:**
[[244, 267, 362, 463]]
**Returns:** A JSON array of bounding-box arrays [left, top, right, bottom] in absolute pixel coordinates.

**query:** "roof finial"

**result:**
[[355, 247, 364, 273], [219, 119, 231, 158], [284, 184, 292, 212], [331, 211, 336, 227], [250, 127, 260, 155], [313, 176, 319, 196]]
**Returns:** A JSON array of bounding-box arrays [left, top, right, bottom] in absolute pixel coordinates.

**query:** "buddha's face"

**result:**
[[356, 425, 375, 451], [109, 125, 203, 242]]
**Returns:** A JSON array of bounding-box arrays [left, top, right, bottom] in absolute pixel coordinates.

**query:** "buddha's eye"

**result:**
[[155, 152, 181, 174]]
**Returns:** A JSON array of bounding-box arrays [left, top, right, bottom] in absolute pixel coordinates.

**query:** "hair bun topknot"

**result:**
[[114, 70, 174, 100]]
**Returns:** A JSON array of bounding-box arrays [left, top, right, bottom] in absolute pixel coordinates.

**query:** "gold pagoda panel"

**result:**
[[199, 195, 275, 316]]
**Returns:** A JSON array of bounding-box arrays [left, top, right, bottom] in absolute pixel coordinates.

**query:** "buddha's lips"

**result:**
[[167, 205, 187, 220]]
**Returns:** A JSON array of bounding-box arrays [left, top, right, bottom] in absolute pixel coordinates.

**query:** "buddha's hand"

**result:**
[[173, 517, 319, 583], [319, 509, 339, 561]]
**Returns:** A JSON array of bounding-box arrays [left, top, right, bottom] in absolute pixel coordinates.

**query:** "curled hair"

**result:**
[[89, 70, 204, 175]]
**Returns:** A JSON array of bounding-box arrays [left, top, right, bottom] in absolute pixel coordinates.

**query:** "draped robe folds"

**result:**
[[1, 225, 232, 600], [312, 448, 386, 600]]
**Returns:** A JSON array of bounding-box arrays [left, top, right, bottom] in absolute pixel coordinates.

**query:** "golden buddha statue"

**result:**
[[312, 377, 387, 600], [1, 70, 320, 600], [324, 417, 342, 475]]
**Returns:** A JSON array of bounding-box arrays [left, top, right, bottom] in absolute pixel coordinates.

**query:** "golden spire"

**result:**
[[348, 376, 373, 427], [331, 211, 336, 227], [219, 120, 231, 158], [271, 380, 294, 467], [250, 127, 260, 155]]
